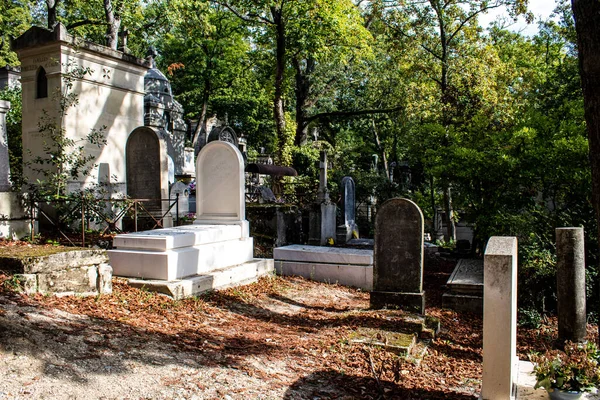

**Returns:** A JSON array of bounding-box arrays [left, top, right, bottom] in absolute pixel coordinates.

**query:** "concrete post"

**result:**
[[481, 236, 518, 400], [556, 227, 587, 343]]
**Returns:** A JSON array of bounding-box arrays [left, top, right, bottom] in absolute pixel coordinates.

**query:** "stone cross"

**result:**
[[556, 227, 586, 343], [371, 198, 425, 314], [481, 236, 517, 400], [316, 150, 330, 204], [0, 100, 11, 192]]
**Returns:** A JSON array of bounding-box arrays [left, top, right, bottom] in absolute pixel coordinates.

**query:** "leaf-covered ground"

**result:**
[[0, 250, 597, 399]]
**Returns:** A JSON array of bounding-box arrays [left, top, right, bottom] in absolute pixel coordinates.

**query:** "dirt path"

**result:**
[[0, 267, 577, 400]]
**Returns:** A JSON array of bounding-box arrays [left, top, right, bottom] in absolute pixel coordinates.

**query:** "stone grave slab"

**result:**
[[274, 245, 372, 265], [442, 259, 483, 314], [128, 259, 275, 300], [113, 224, 244, 251], [274, 245, 373, 290], [349, 328, 417, 356]]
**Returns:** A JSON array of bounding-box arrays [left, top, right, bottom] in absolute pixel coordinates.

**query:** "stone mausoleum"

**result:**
[[11, 24, 194, 212]]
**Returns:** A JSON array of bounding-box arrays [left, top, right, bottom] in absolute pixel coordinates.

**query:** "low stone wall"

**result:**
[[2, 250, 112, 296]]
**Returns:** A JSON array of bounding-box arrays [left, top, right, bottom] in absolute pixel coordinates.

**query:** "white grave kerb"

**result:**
[[481, 236, 518, 400], [195, 141, 248, 235]]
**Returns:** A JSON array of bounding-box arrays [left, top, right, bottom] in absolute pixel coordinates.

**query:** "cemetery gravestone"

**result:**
[[337, 176, 358, 244], [308, 151, 337, 245], [371, 198, 425, 314], [0, 100, 10, 191], [126, 126, 171, 228], [481, 236, 518, 400], [126, 127, 162, 202], [556, 227, 586, 343], [195, 140, 246, 230]]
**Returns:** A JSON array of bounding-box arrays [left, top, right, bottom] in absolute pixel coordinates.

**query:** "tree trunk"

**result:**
[[294, 57, 315, 146], [191, 78, 211, 149], [571, 0, 600, 344], [371, 120, 389, 179], [103, 0, 121, 50], [272, 6, 287, 164]]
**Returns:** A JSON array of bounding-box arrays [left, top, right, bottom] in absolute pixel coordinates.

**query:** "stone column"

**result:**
[[556, 227, 587, 343], [0, 100, 11, 192], [316, 150, 329, 204], [309, 150, 336, 245], [481, 236, 517, 400]]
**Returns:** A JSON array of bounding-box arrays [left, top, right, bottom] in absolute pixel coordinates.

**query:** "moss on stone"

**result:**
[[0, 245, 84, 259]]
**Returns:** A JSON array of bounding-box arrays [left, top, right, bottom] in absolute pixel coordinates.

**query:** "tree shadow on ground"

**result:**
[[283, 369, 478, 400], [0, 292, 281, 384], [204, 289, 431, 335]]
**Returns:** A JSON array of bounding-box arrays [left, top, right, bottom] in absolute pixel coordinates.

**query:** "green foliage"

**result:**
[[518, 308, 543, 329], [532, 341, 600, 393], [0, 0, 33, 66]]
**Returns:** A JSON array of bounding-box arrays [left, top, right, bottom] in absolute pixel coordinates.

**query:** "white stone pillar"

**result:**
[[481, 236, 518, 400], [0, 100, 11, 192]]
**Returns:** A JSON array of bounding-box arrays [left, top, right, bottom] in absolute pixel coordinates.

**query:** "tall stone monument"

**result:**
[[370, 198, 425, 314], [308, 151, 337, 245], [0, 100, 11, 192], [481, 236, 518, 400], [0, 100, 30, 238], [556, 227, 587, 343], [336, 176, 358, 244]]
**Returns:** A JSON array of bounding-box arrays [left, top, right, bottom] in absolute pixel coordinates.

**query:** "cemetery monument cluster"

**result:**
[[108, 141, 274, 298], [7, 24, 196, 231]]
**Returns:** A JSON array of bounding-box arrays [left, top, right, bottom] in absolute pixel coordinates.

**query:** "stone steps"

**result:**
[[108, 223, 255, 281], [126, 258, 275, 299]]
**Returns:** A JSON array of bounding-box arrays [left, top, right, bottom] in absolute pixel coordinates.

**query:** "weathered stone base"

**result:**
[[2, 249, 112, 296], [370, 291, 426, 314], [126, 258, 274, 299], [442, 292, 483, 314], [15, 264, 112, 296]]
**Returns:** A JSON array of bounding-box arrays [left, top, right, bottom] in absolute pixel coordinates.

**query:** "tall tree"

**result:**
[[0, 0, 33, 66], [159, 0, 251, 146], [571, 0, 600, 342], [375, 0, 528, 240]]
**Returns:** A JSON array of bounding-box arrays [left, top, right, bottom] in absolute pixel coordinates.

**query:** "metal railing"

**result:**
[[29, 194, 181, 246]]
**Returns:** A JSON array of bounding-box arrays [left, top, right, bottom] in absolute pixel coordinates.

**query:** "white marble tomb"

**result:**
[[108, 141, 272, 293]]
